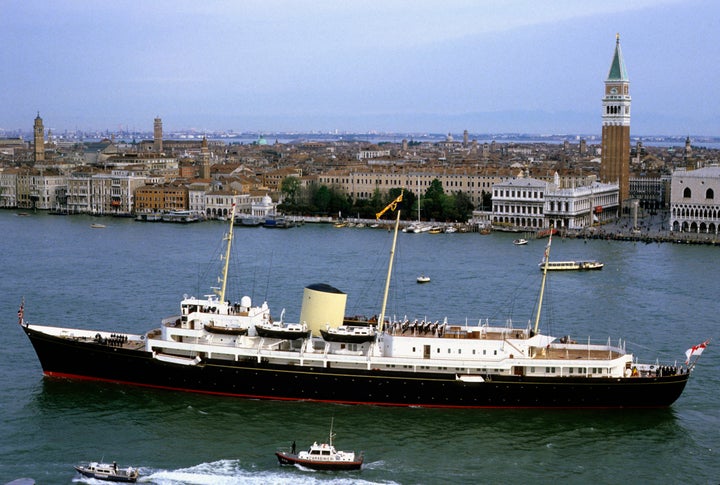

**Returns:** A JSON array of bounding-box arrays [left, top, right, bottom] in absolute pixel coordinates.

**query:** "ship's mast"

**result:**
[[218, 203, 236, 303], [533, 227, 553, 335], [329, 417, 335, 447], [376, 191, 403, 333]]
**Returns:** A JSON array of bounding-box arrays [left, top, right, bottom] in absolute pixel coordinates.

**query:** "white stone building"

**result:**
[[670, 167, 720, 233], [491, 173, 619, 231]]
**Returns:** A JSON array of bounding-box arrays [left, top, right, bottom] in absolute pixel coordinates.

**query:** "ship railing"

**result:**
[[162, 315, 181, 327], [551, 340, 624, 353]]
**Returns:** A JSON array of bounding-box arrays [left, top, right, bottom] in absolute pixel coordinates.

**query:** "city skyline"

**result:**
[[2, 0, 718, 136]]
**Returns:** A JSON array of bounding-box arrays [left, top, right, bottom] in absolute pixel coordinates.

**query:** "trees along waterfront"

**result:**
[[278, 176, 474, 222]]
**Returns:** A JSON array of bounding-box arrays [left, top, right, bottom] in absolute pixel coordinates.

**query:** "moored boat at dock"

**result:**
[[161, 210, 201, 223]]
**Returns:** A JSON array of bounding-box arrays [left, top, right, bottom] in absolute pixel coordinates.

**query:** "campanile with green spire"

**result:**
[[600, 34, 631, 206]]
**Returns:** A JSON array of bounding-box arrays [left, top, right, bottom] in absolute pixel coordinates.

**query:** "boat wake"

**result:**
[[122, 459, 391, 484]]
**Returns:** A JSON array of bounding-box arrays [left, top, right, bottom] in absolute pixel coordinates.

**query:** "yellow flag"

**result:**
[[376, 191, 404, 219]]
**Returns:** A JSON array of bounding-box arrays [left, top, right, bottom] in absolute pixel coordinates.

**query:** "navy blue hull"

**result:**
[[22, 326, 689, 409]]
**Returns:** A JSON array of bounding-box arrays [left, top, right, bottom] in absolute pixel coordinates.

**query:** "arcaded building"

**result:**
[[670, 167, 720, 234]]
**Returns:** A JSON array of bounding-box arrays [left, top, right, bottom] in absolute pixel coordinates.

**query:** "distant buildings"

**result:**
[[4, 39, 720, 238]]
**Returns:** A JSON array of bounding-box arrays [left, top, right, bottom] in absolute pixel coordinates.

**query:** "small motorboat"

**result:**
[[417, 275, 431, 284], [275, 419, 363, 471], [90, 223, 106, 229], [513, 238, 528, 245], [74, 461, 139, 483]]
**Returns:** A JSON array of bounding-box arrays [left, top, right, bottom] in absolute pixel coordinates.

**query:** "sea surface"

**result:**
[[1, 211, 718, 484]]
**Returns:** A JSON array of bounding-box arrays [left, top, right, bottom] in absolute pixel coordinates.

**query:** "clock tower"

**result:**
[[600, 34, 631, 205]]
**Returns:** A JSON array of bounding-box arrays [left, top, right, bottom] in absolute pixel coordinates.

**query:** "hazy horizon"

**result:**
[[3, 1, 718, 137]]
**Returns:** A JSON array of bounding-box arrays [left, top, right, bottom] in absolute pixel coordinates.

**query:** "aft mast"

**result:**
[[217, 202, 237, 303], [375, 191, 404, 332]]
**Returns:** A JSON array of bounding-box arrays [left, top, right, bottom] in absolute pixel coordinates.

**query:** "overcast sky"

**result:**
[[2, 0, 718, 136]]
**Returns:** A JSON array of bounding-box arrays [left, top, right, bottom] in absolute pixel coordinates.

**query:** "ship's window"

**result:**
[[569, 367, 573, 374]]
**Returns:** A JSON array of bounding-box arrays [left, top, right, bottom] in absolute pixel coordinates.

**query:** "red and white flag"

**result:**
[[685, 340, 709, 364]]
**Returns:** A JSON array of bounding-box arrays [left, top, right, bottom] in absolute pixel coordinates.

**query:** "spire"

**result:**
[[606, 33, 628, 81]]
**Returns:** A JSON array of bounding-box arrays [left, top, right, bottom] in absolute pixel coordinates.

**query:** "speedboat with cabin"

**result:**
[[74, 461, 138, 483], [275, 419, 363, 471]]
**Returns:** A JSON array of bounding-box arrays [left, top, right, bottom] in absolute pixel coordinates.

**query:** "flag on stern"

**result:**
[[685, 339, 709, 364]]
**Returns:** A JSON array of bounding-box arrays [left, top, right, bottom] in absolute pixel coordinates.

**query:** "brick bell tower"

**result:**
[[600, 34, 631, 206], [33, 112, 45, 164]]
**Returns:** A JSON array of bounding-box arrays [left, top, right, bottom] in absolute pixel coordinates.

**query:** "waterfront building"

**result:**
[[134, 182, 189, 213], [249, 194, 275, 219], [188, 181, 211, 215], [0, 167, 19, 208], [33, 113, 45, 164], [491, 176, 546, 230], [66, 171, 93, 214], [544, 179, 619, 229], [89, 170, 146, 216], [670, 167, 720, 234], [203, 191, 276, 220], [491, 173, 619, 231], [600, 34, 631, 206], [317, 168, 509, 207], [11, 167, 66, 210]]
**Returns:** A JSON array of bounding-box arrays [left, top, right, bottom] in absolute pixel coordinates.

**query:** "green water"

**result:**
[[1, 212, 718, 484]]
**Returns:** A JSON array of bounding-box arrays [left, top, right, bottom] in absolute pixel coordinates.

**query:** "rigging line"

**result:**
[[264, 250, 274, 304]]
